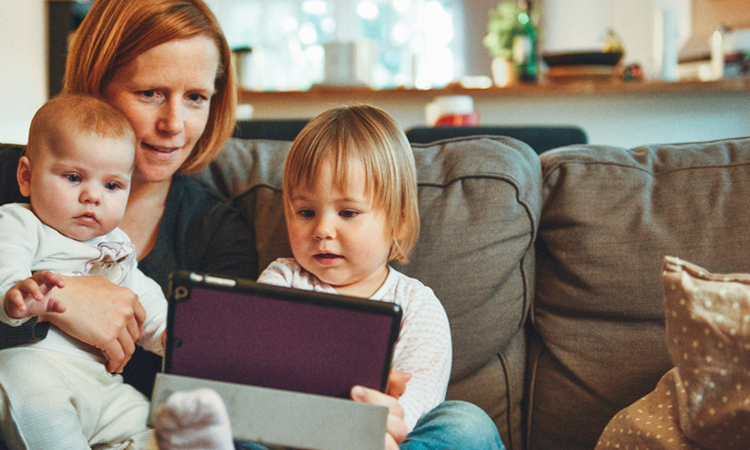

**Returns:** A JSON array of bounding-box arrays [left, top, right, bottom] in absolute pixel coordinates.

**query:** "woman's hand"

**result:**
[[351, 383, 409, 450], [40, 275, 146, 373]]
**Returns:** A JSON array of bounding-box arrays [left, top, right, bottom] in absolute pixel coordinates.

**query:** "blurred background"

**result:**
[[2, 0, 749, 147]]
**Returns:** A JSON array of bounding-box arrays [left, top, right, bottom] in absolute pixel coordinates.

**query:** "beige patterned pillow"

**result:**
[[596, 256, 750, 449]]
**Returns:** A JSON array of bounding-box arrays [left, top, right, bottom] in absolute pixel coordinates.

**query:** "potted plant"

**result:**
[[483, 1, 541, 85]]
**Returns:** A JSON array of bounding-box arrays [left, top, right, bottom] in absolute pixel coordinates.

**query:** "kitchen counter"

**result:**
[[239, 78, 750, 102], [238, 79, 750, 149]]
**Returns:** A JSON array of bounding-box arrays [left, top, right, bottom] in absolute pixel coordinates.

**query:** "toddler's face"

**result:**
[[287, 159, 392, 298], [22, 130, 134, 241]]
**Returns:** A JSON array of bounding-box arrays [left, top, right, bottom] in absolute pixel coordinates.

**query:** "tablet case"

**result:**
[[148, 373, 390, 450], [163, 271, 402, 398]]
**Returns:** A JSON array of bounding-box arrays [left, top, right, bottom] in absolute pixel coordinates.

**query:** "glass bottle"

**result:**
[[512, 0, 538, 82]]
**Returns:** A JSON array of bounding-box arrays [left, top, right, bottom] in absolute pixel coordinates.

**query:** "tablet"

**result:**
[[162, 271, 402, 399]]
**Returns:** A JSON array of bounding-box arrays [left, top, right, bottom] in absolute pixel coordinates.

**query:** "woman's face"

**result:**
[[103, 35, 220, 185]]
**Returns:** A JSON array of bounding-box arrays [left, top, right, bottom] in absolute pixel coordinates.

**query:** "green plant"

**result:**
[[483, 2, 540, 60]]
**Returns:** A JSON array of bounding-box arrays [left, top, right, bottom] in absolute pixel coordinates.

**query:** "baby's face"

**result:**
[[25, 130, 134, 241]]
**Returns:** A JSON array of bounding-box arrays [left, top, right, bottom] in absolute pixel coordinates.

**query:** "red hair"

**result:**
[[63, 0, 235, 174]]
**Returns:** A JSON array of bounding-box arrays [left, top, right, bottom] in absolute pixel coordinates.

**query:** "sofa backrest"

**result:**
[[0, 145, 26, 205], [529, 137, 750, 450], [9, 133, 750, 450], [196, 137, 542, 449], [1, 136, 541, 450]]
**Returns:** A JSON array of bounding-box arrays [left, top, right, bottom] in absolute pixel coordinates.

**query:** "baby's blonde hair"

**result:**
[[27, 94, 135, 159], [283, 105, 419, 263]]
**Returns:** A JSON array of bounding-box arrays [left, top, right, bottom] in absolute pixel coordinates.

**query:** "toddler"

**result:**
[[258, 104, 452, 430], [0, 94, 167, 449], [156, 104, 452, 449]]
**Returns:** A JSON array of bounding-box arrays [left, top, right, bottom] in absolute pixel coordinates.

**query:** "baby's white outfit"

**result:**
[[0, 203, 166, 449]]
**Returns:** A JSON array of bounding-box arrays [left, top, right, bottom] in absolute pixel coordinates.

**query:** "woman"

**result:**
[[0, 0, 504, 448]]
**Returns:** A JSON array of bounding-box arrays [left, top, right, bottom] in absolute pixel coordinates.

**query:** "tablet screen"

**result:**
[[163, 271, 402, 399]]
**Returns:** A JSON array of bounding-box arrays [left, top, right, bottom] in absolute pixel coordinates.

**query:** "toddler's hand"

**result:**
[[4, 271, 66, 319], [352, 385, 408, 450], [387, 370, 412, 400]]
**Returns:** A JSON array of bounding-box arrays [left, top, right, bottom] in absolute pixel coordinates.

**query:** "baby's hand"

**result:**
[[4, 271, 66, 319]]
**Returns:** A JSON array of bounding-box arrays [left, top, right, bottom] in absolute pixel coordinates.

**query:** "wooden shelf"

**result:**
[[239, 78, 750, 104]]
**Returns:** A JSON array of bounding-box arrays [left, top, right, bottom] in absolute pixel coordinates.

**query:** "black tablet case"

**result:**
[[163, 271, 402, 399]]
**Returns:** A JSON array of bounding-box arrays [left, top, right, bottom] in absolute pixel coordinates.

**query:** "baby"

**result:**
[[0, 94, 166, 449]]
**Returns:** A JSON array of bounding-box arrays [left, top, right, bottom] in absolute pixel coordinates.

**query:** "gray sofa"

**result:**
[[196, 135, 750, 450], [3, 134, 750, 449]]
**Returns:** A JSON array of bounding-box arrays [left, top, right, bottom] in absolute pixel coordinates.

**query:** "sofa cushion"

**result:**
[[530, 137, 750, 450], [661, 256, 750, 447], [193, 138, 293, 272], [199, 137, 542, 450], [596, 256, 750, 450]]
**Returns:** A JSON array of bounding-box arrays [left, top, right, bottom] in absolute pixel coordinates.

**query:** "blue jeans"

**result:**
[[236, 400, 505, 450], [400, 401, 505, 450]]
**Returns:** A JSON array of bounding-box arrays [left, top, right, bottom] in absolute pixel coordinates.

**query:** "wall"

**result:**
[[468, 0, 694, 80], [243, 0, 749, 148], [0, 0, 46, 145], [462, 0, 497, 77], [471, 91, 749, 148], [684, 0, 750, 58], [246, 87, 750, 149]]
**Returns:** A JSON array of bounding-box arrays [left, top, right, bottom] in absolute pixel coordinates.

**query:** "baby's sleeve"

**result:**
[[131, 268, 167, 356], [0, 207, 39, 326]]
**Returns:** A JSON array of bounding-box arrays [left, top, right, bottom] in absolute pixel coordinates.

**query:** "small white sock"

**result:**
[[154, 388, 235, 450]]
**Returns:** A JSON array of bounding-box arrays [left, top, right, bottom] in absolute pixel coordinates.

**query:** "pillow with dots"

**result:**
[[596, 256, 750, 450]]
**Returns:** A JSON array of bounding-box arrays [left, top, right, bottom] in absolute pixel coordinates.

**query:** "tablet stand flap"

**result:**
[[148, 373, 388, 450]]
